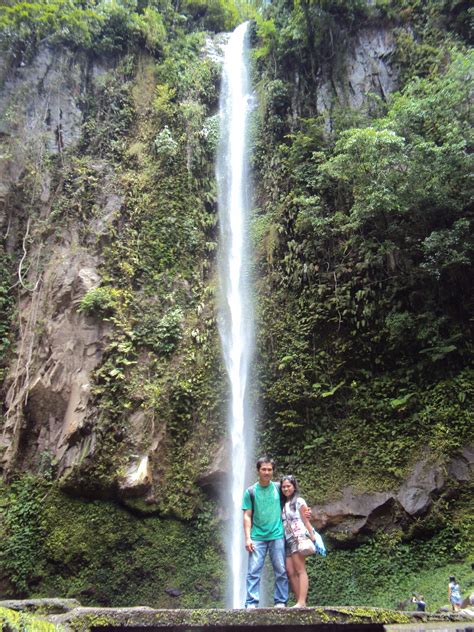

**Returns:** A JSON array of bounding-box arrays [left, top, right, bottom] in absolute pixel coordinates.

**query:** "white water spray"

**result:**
[[216, 22, 253, 609]]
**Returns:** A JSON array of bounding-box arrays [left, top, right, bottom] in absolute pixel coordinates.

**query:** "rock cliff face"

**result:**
[[3, 251, 108, 475], [0, 39, 226, 511], [0, 46, 117, 479]]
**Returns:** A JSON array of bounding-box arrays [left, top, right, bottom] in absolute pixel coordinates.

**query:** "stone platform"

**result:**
[[1, 601, 473, 632]]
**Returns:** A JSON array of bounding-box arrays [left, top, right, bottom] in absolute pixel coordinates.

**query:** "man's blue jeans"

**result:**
[[245, 538, 288, 607]]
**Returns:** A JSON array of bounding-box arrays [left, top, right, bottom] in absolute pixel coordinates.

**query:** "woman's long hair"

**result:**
[[280, 475, 299, 511]]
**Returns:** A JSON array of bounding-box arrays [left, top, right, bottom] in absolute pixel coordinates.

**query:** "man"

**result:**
[[242, 456, 288, 608]]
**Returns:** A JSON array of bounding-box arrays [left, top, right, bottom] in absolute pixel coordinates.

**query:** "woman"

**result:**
[[448, 576, 462, 611], [280, 475, 315, 608]]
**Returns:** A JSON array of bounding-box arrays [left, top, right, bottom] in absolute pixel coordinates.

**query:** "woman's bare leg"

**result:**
[[292, 553, 308, 607], [285, 555, 298, 603]]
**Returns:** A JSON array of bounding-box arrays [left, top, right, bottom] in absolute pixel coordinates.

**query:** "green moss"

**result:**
[[68, 614, 116, 632], [0, 607, 60, 632], [1, 477, 225, 608], [120, 497, 161, 516]]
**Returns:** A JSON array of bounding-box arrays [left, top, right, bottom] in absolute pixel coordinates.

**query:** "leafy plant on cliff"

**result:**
[[1, 477, 47, 593], [78, 286, 124, 318]]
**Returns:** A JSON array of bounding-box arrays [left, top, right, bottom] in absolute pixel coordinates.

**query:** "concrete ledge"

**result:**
[[45, 606, 474, 632], [0, 598, 81, 614], [1, 602, 473, 632]]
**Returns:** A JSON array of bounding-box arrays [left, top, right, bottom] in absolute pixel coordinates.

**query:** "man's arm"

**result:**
[[243, 509, 254, 552], [299, 505, 315, 540]]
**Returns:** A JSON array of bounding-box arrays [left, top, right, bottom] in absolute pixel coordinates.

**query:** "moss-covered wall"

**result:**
[[248, 0, 473, 609], [0, 476, 225, 607]]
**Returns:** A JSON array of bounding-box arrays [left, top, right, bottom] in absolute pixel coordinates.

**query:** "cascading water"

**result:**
[[216, 22, 254, 609]]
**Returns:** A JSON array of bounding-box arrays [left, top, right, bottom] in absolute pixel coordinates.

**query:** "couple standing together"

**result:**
[[242, 456, 316, 608]]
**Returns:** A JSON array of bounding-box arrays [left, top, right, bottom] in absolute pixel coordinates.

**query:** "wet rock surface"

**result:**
[[0, 46, 87, 210], [197, 442, 228, 499], [0, 248, 109, 477], [0, 45, 123, 485]]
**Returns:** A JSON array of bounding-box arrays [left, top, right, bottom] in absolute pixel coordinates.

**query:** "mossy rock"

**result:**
[[0, 606, 62, 632], [0, 598, 80, 615], [51, 605, 421, 629], [120, 497, 162, 516]]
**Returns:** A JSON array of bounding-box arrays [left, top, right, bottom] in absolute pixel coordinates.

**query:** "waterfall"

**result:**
[[216, 22, 254, 609]]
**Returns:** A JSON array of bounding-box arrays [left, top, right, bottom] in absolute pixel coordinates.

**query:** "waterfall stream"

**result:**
[[216, 22, 253, 609]]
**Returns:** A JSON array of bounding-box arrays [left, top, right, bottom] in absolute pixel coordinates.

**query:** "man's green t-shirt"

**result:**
[[242, 481, 284, 541]]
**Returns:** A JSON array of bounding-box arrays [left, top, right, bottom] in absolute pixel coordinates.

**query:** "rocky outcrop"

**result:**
[[0, 247, 109, 476], [312, 488, 395, 538], [0, 45, 119, 479], [316, 26, 398, 118], [0, 47, 86, 222], [119, 454, 153, 497], [312, 449, 474, 543], [197, 442, 228, 499]]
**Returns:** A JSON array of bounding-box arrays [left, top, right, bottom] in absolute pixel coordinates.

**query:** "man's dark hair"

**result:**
[[256, 456, 275, 471]]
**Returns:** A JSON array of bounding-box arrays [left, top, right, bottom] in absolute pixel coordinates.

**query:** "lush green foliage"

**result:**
[[0, 0, 241, 61], [183, 0, 239, 32], [252, 0, 473, 499], [0, 0, 104, 52], [78, 286, 125, 317], [1, 477, 47, 592]]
